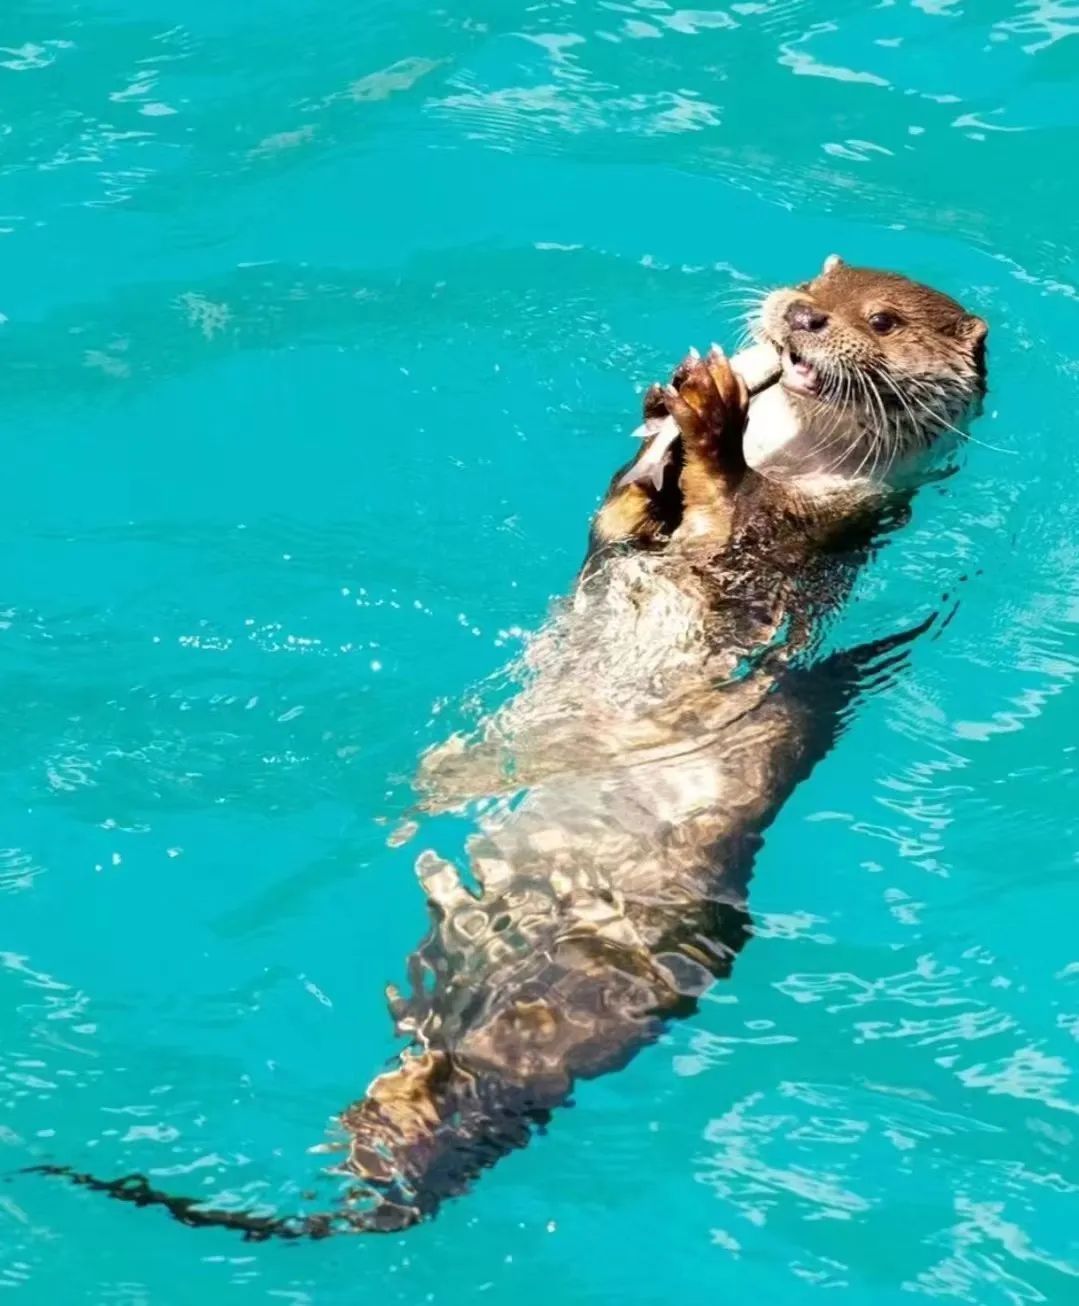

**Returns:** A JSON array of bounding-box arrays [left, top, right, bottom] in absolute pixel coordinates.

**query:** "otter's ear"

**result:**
[[956, 314, 988, 344], [822, 253, 844, 274]]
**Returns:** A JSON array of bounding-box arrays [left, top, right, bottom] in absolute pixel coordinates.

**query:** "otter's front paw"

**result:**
[[638, 351, 706, 424], [663, 347, 749, 458]]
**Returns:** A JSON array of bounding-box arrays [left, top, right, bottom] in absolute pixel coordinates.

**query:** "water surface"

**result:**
[[2, 1, 1078, 1301]]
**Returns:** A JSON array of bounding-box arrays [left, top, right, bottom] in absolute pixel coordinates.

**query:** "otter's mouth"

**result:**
[[781, 345, 823, 398]]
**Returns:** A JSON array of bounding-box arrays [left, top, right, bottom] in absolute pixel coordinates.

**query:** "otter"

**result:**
[[25, 258, 988, 1237]]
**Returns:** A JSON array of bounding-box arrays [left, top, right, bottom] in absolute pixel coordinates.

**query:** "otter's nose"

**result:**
[[785, 301, 829, 333]]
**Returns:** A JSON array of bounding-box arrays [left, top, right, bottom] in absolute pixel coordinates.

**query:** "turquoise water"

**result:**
[[2, 0, 1078, 1299]]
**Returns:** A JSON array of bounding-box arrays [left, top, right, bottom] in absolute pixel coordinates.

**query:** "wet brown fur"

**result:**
[[327, 263, 987, 1232]]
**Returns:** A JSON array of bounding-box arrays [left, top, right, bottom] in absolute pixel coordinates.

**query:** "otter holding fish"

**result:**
[[25, 258, 988, 1237], [590, 255, 986, 559]]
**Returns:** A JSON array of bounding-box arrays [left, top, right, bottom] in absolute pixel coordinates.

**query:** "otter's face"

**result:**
[[758, 256, 988, 458]]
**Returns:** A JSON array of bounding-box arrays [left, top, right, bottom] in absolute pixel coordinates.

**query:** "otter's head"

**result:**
[[750, 256, 988, 482]]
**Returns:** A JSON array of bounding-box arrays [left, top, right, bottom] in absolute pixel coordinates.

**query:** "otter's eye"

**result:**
[[868, 310, 900, 335]]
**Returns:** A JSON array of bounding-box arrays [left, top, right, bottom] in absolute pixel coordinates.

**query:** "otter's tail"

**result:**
[[20, 1164, 340, 1241], [21, 1048, 549, 1240]]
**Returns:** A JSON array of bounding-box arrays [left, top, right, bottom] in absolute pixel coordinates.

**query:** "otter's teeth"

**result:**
[[782, 346, 821, 395]]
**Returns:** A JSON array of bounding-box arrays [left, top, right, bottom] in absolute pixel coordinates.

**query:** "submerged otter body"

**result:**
[[341, 526, 876, 1230], [28, 260, 988, 1237]]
